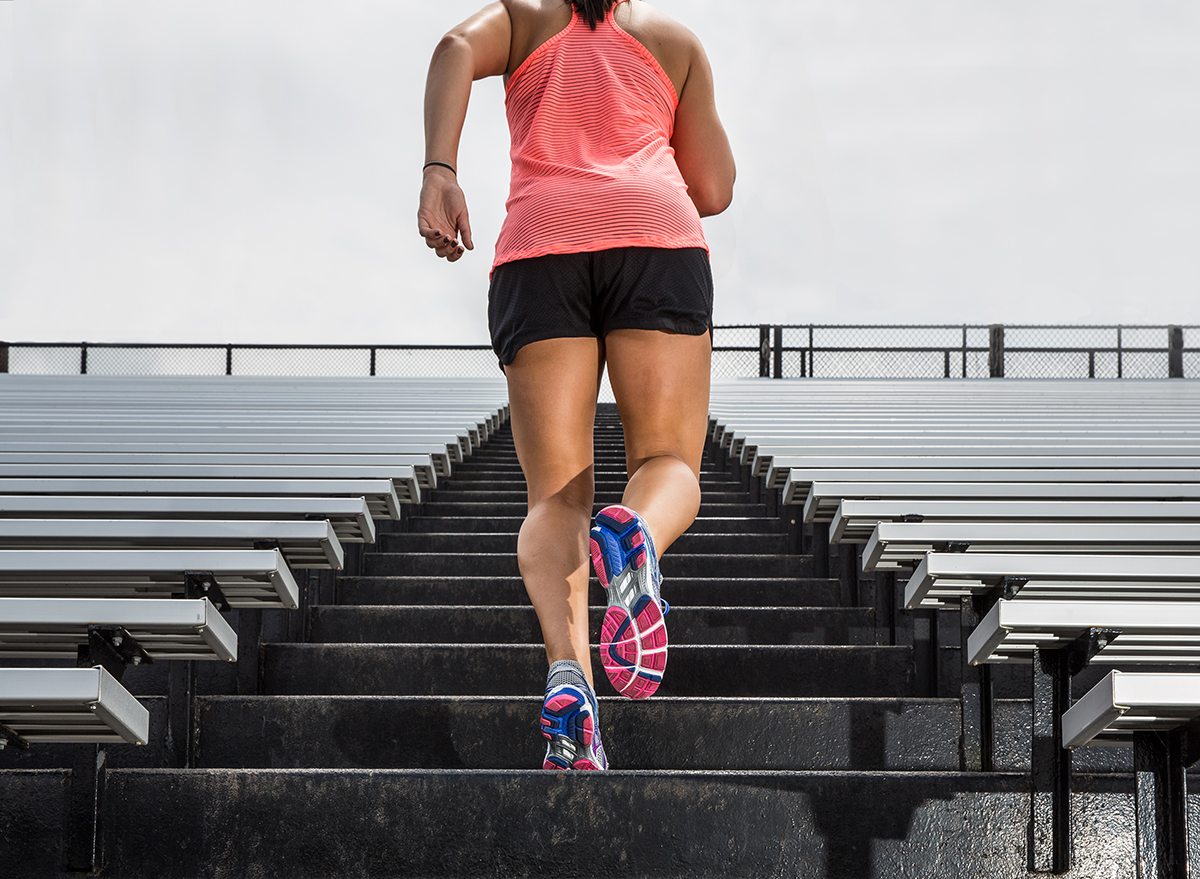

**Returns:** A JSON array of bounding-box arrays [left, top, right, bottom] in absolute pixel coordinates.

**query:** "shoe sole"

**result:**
[[540, 687, 604, 771], [591, 505, 667, 700]]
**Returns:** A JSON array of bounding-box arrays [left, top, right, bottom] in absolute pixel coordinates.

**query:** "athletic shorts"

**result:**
[[487, 246, 713, 369]]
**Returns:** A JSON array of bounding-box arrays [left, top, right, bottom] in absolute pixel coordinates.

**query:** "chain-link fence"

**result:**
[[1, 326, 1195, 379], [712, 324, 1196, 379]]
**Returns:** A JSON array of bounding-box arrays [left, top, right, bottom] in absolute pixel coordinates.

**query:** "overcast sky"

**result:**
[[2, 0, 1198, 344]]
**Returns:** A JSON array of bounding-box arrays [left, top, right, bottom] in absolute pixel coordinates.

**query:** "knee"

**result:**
[[526, 475, 595, 520], [627, 451, 702, 483]]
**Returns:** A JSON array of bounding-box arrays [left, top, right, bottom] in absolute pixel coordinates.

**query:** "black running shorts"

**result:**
[[487, 246, 713, 369]]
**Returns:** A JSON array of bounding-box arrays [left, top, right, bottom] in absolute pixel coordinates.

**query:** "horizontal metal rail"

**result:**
[[1, 324, 1196, 378]]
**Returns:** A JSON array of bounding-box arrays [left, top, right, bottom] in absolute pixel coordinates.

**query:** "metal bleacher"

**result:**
[[0, 375, 507, 757], [708, 377, 1200, 877]]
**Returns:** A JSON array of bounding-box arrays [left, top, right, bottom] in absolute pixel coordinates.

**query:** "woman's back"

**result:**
[[493, 0, 707, 268]]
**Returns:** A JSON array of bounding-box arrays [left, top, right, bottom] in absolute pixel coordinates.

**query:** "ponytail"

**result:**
[[569, 0, 616, 30]]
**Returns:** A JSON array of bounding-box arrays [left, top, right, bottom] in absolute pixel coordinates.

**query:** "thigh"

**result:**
[[605, 328, 712, 478], [504, 337, 606, 506]]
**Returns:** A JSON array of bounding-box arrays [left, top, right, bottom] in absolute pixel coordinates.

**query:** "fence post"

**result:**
[[369, 347, 377, 377], [1168, 326, 1184, 378], [988, 325, 1005, 378], [225, 345, 233, 376], [0, 343, 8, 374], [758, 325, 770, 378], [772, 326, 783, 379], [80, 342, 88, 375]]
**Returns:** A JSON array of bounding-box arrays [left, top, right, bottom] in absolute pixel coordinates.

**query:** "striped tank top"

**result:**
[[491, 0, 708, 271]]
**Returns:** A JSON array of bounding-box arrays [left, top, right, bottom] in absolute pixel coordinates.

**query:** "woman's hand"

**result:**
[[418, 167, 474, 262]]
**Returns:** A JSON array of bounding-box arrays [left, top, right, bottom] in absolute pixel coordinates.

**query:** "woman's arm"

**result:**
[[418, 3, 512, 261], [670, 36, 735, 218]]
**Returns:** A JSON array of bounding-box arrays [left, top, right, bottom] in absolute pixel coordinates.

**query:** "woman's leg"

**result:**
[[504, 337, 605, 687], [604, 328, 712, 555]]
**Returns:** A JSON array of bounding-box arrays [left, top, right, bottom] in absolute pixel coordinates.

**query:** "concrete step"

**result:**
[[379, 531, 790, 555], [261, 643, 914, 698], [80, 768, 1138, 878], [336, 576, 842, 607], [426, 487, 750, 502], [404, 516, 783, 535], [433, 477, 746, 491], [362, 551, 811, 578], [308, 605, 873, 646], [195, 696, 959, 770], [416, 501, 769, 517]]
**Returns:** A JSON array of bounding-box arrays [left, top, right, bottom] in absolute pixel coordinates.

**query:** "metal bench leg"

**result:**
[[960, 598, 993, 772], [812, 521, 830, 579], [1029, 647, 1071, 874], [65, 744, 106, 872], [1134, 730, 1190, 879], [167, 660, 196, 768]]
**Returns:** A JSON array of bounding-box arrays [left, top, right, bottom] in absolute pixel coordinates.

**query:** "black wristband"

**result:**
[[423, 161, 457, 175]]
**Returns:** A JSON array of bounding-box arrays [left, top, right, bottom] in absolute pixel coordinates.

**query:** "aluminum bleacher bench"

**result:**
[[2, 421, 490, 449], [0, 439, 468, 464], [967, 599, 1200, 667], [0, 495, 376, 543], [743, 442, 1200, 476], [1063, 672, 1200, 749], [829, 499, 1200, 543], [0, 519, 344, 569], [0, 667, 148, 746], [0, 548, 300, 609], [0, 452, 442, 489], [903, 553, 1200, 610], [861, 522, 1200, 572], [797, 478, 1200, 513], [0, 597, 236, 663], [0, 478, 405, 518], [774, 461, 1200, 496]]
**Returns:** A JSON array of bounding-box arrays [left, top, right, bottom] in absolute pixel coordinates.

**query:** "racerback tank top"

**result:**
[[491, 0, 708, 271]]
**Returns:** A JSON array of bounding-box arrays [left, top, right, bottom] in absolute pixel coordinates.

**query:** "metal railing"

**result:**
[[712, 324, 1196, 379], [0, 325, 1195, 379]]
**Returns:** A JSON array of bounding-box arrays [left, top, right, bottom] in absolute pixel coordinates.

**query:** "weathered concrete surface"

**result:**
[[96, 769, 1151, 879], [307, 604, 873, 646], [261, 643, 914, 698], [0, 770, 67, 879], [195, 696, 961, 771]]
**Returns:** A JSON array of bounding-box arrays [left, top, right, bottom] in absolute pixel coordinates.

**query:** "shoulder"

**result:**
[[613, 1, 701, 97], [615, 1, 702, 54], [501, 0, 564, 28]]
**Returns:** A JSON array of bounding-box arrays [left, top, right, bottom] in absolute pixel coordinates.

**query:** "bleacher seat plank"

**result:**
[[0, 455, 439, 489], [862, 522, 1200, 571], [775, 462, 1200, 494], [905, 552, 1200, 609], [829, 499, 1200, 543], [0, 666, 149, 744], [0, 597, 236, 662], [0, 519, 344, 569], [0, 548, 300, 609], [0, 477, 405, 517], [0, 495, 376, 543], [967, 599, 1200, 665], [1063, 671, 1200, 748], [800, 480, 1200, 516]]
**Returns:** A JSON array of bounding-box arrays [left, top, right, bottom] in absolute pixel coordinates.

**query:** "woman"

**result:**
[[419, 0, 734, 770]]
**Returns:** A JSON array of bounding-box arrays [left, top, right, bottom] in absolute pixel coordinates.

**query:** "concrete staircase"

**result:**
[[1, 405, 1146, 877]]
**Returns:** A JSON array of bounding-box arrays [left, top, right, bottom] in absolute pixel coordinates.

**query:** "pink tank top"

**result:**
[[491, 0, 708, 271]]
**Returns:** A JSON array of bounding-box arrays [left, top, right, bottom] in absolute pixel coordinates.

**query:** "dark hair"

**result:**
[[570, 0, 616, 30]]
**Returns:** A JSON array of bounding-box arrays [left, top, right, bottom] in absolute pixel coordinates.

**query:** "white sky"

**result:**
[[2, 0, 1198, 344]]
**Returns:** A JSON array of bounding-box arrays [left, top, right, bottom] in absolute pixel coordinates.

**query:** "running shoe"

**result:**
[[540, 660, 607, 771], [590, 504, 669, 700]]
